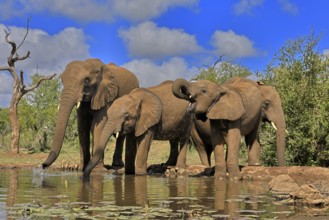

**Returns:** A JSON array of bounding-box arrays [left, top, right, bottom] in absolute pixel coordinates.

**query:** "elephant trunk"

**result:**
[[42, 90, 77, 169], [275, 120, 286, 166], [83, 121, 116, 178], [172, 78, 191, 100]]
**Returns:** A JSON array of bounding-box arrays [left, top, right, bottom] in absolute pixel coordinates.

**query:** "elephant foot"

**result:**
[[228, 173, 242, 181], [175, 163, 187, 169], [112, 160, 124, 168], [227, 166, 242, 180], [165, 160, 177, 167], [135, 168, 147, 175], [214, 166, 227, 179]]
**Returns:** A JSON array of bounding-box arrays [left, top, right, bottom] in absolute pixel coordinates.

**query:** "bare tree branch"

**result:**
[[17, 17, 30, 51], [24, 73, 57, 93], [4, 30, 17, 67]]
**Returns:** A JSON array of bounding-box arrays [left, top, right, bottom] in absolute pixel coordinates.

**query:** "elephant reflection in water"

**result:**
[[113, 175, 147, 206], [79, 174, 105, 207], [78, 174, 148, 207]]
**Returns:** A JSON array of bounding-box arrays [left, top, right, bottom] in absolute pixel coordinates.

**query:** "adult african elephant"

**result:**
[[172, 77, 262, 179], [190, 78, 286, 168], [83, 80, 193, 178], [41, 58, 139, 171]]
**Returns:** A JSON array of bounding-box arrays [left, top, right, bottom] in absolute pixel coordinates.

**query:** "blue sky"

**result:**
[[1, 0, 329, 107]]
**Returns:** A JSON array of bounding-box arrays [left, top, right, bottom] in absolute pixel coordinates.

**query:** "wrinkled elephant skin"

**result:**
[[83, 80, 193, 178], [41, 58, 139, 171], [172, 77, 263, 179]]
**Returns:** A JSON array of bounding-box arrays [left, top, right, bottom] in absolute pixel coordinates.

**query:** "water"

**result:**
[[0, 168, 326, 219]]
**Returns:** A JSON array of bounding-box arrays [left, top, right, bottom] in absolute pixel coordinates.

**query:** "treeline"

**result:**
[[0, 32, 328, 166]]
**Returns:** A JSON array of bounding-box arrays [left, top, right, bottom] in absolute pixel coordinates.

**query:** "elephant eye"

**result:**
[[124, 113, 130, 120], [201, 88, 207, 93], [263, 100, 270, 109], [84, 78, 90, 86]]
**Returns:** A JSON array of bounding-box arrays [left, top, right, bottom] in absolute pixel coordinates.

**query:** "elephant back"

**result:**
[[106, 63, 139, 97]]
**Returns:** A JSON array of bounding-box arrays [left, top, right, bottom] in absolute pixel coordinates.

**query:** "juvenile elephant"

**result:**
[[190, 79, 286, 168], [41, 58, 139, 171], [172, 77, 263, 179], [83, 80, 192, 178]]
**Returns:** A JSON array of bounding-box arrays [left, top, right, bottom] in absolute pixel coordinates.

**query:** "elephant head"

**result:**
[[172, 78, 245, 121], [257, 82, 286, 166], [83, 88, 162, 177], [42, 58, 119, 169]]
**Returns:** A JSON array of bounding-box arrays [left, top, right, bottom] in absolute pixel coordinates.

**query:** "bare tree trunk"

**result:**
[[9, 84, 22, 153], [9, 101, 20, 153], [0, 22, 56, 154]]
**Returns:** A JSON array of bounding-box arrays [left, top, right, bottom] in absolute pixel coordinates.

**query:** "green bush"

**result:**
[[261, 32, 329, 166]]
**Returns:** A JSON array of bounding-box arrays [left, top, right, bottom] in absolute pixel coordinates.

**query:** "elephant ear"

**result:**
[[135, 89, 162, 137], [91, 65, 119, 110], [207, 86, 245, 121]]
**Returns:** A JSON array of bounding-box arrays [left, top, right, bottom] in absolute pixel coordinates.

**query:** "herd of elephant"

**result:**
[[41, 58, 286, 180]]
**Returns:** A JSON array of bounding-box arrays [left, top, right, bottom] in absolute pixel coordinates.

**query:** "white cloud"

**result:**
[[278, 0, 298, 15], [119, 21, 202, 59], [0, 24, 90, 107], [0, 0, 198, 23], [122, 57, 198, 87], [210, 30, 258, 59], [233, 0, 263, 15], [113, 0, 198, 22], [323, 49, 329, 57]]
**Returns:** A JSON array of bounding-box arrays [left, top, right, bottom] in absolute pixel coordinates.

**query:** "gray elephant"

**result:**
[[190, 78, 286, 168], [41, 58, 139, 171], [172, 77, 263, 179], [83, 80, 193, 178]]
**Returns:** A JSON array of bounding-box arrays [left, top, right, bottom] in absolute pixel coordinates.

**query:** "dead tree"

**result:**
[[0, 24, 55, 153]]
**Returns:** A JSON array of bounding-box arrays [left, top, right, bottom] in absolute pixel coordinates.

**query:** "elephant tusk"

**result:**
[[115, 132, 120, 138], [285, 129, 289, 134], [189, 95, 192, 99], [57, 104, 60, 110], [271, 122, 277, 130], [76, 102, 81, 109]]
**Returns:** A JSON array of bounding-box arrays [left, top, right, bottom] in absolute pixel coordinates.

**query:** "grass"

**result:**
[[0, 139, 203, 168]]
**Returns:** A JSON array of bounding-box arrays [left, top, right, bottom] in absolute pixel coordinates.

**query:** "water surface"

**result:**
[[0, 168, 326, 219]]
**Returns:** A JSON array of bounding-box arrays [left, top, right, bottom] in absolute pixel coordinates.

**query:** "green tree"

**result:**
[[261, 32, 329, 166], [0, 108, 10, 148], [19, 74, 78, 152], [192, 59, 252, 83]]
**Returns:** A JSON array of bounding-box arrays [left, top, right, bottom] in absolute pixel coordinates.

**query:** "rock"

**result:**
[[290, 184, 328, 206], [269, 174, 300, 198]]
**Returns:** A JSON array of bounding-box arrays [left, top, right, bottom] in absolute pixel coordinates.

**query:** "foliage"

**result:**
[[18, 74, 78, 152], [192, 59, 252, 83], [261, 32, 329, 166], [0, 108, 10, 148]]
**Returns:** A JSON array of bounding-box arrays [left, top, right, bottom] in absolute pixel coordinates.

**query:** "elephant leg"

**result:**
[[245, 129, 261, 166], [135, 131, 154, 175], [213, 143, 226, 178], [226, 123, 242, 180], [211, 121, 226, 178], [191, 128, 211, 167], [91, 110, 108, 170], [112, 134, 125, 167], [175, 140, 188, 169], [165, 139, 179, 166], [77, 110, 92, 171], [83, 147, 104, 179], [125, 133, 137, 174]]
